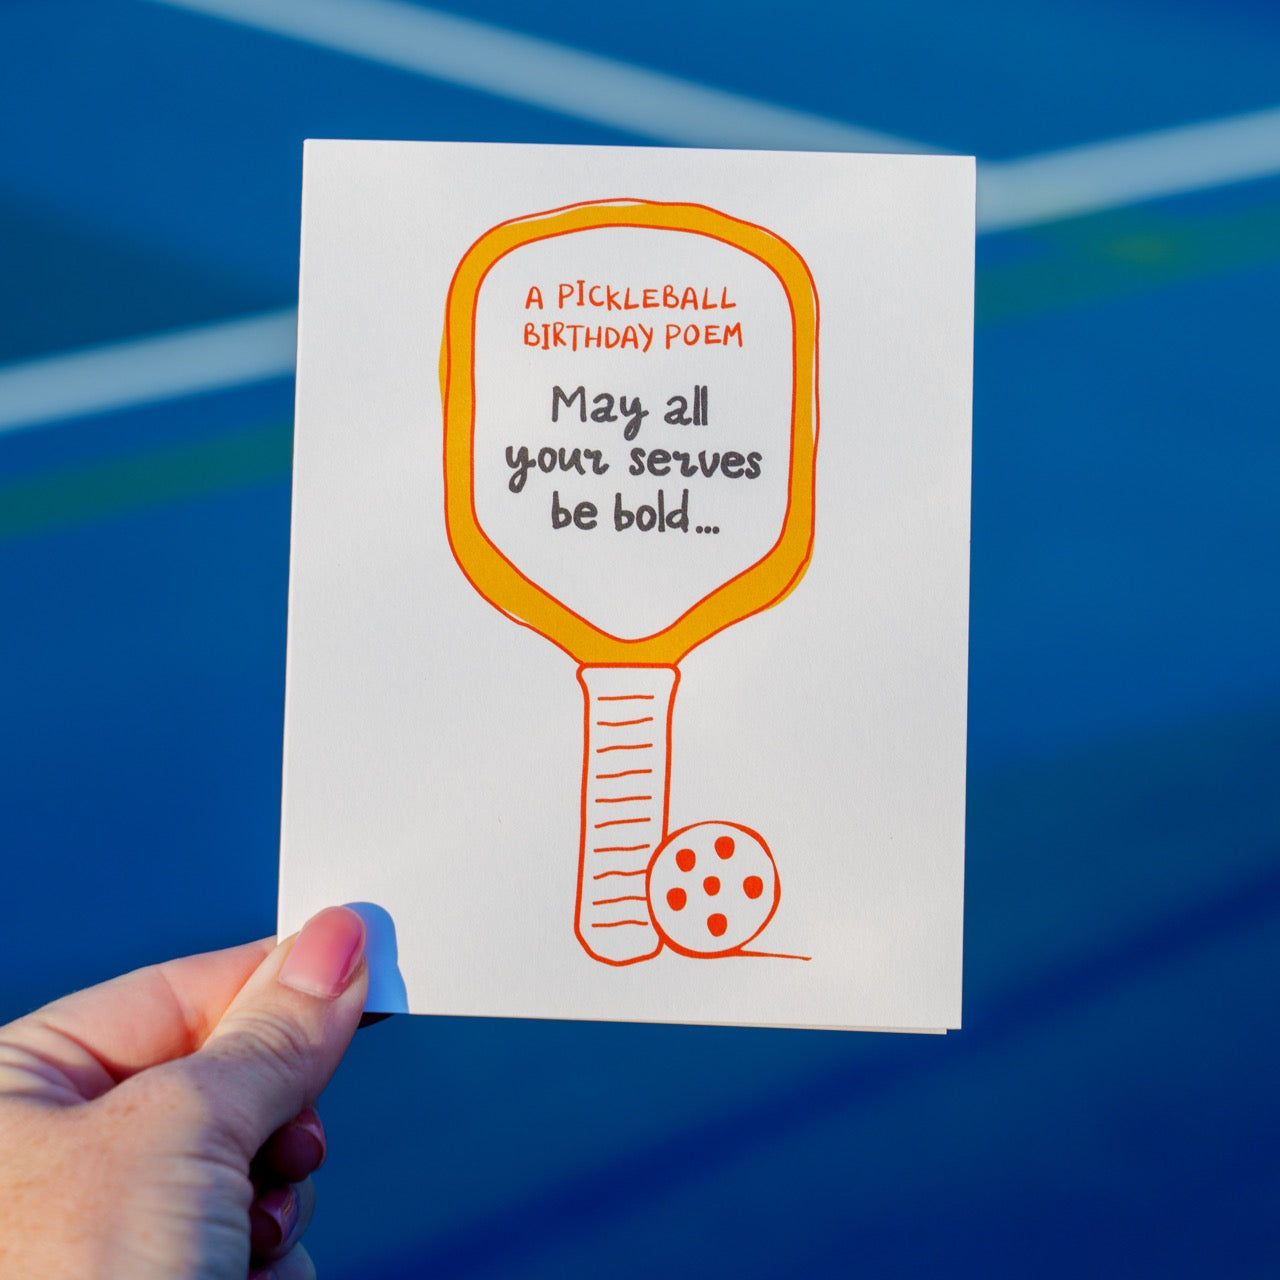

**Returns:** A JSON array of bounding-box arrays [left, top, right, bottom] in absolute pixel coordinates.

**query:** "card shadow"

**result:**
[[347, 901, 410, 1015]]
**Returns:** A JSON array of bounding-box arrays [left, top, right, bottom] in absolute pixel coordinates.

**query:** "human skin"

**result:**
[[0, 906, 369, 1279]]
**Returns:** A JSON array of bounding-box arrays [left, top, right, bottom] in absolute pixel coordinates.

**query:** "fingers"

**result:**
[[250, 1177, 316, 1261], [253, 1106, 327, 1186], [251, 1243, 316, 1280], [0, 939, 273, 1103], [176, 908, 368, 1162]]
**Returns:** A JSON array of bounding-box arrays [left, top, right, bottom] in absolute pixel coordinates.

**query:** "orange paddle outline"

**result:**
[[440, 198, 820, 663]]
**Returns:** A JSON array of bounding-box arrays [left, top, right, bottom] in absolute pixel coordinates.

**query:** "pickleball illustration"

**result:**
[[647, 822, 781, 958], [441, 198, 818, 965]]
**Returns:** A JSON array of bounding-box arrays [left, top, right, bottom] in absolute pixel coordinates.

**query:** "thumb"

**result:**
[[176, 907, 369, 1161]]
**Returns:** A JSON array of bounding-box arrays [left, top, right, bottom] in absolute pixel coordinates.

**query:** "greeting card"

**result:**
[[280, 141, 973, 1031]]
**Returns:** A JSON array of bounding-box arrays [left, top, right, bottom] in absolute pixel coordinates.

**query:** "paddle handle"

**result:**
[[573, 665, 679, 965]]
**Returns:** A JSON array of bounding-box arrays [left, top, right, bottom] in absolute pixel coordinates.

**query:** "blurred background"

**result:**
[[2, 1, 1278, 1275]]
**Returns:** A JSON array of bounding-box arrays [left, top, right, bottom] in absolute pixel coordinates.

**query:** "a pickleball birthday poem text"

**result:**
[[509, 280, 761, 534]]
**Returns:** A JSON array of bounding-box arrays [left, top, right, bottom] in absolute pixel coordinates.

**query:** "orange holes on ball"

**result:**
[[667, 887, 687, 911], [703, 875, 721, 896], [707, 913, 728, 938], [675, 847, 696, 872], [743, 875, 764, 899], [714, 835, 735, 859]]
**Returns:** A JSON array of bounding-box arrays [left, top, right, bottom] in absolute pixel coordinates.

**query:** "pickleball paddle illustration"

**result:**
[[441, 199, 818, 964]]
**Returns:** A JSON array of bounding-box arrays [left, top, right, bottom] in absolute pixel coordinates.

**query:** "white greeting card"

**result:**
[[280, 141, 973, 1032]]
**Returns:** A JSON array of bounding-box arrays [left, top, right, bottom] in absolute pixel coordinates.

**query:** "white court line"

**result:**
[[0, 310, 296, 435], [142, 0, 917, 155], [977, 105, 1280, 232], [147, 0, 1280, 227], [3, 0, 1277, 435]]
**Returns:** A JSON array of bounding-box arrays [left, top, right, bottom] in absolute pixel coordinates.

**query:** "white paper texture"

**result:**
[[280, 141, 973, 1032]]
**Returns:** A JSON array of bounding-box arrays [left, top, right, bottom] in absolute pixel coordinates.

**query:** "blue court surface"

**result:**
[[2, 2, 1278, 1276]]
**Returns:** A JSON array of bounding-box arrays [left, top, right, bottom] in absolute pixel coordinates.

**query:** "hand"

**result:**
[[0, 907, 369, 1279]]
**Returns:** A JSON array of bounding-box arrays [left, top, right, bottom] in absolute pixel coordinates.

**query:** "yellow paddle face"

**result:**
[[441, 199, 818, 665]]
